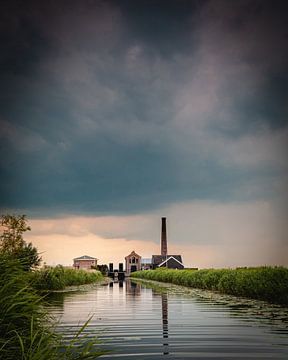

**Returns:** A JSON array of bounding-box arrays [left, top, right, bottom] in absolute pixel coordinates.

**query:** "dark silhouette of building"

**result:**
[[152, 217, 184, 269], [161, 217, 167, 256], [108, 262, 125, 280], [152, 254, 184, 269]]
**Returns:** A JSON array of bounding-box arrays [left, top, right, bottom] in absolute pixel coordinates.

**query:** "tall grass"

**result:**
[[0, 255, 105, 359], [29, 265, 103, 291], [131, 267, 288, 305]]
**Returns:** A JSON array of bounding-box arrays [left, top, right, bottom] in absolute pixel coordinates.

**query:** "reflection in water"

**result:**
[[126, 279, 141, 296], [127, 280, 169, 355], [48, 280, 288, 359], [161, 293, 169, 355]]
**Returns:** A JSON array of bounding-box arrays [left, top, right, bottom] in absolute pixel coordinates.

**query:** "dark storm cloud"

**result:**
[[0, 0, 287, 215], [109, 0, 204, 55]]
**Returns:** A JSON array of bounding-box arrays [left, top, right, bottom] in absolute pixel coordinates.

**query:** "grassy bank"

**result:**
[[0, 255, 105, 359], [29, 265, 103, 291], [131, 267, 288, 305]]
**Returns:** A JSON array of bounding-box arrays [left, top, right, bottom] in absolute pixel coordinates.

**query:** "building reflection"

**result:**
[[151, 288, 169, 355], [162, 292, 169, 355], [109, 280, 124, 289], [125, 279, 141, 296], [124, 280, 169, 355]]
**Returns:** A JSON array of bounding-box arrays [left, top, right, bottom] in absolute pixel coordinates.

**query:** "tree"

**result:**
[[0, 214, 41, 270], [96, 264, 109, 275]]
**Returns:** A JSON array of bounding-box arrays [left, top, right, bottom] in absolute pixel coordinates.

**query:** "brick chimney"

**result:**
[[161, 217, 168, 256]]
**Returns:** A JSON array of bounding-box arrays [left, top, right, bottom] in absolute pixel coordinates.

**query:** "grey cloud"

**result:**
[[0, 0, 287, 215]]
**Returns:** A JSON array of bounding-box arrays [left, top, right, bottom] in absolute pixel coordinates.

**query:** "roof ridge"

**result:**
[[73, 255, 97, 260], [158, 255, 184, 267]]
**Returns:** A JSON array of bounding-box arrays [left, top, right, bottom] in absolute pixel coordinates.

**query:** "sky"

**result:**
[[0, 0, 287, 268]]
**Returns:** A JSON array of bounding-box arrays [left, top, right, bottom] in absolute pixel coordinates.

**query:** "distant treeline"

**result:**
[[131, 267, 288, 305]]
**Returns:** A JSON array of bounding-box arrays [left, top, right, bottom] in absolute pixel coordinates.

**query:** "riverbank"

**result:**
[[131, 267, 288, 305], [0, 255, 106, 359], [29, 265, 103, 291], [131, 277, 288, 329]]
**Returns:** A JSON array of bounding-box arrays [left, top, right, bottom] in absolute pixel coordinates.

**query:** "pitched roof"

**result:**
[[158, 256, 184, 267], [125, 250, 141, 259], [73, 255, 98, 261], [152, 255, 183, 265]]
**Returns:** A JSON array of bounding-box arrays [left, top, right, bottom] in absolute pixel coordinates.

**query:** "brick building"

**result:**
[[73, 255, 98, 270], [125, 251, 141, 275]]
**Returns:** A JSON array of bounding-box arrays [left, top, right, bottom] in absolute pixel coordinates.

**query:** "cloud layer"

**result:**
[[1, 1, 287, 267], [0, 0, 287, 216]]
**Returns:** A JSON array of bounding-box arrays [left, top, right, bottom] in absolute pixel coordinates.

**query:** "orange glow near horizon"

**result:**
[[20, 200, 288, 269]]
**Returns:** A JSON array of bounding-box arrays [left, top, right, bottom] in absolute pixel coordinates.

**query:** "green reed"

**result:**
[[131, 267, 288, 305], [0, 255, 105, 359], [29, 265, 103, 291]]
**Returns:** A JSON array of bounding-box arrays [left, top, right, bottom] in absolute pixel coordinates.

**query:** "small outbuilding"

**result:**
[[141, 258, 153, 270], [73, 255, 98, 270]]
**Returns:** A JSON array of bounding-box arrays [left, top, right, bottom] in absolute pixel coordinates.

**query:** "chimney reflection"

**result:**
[[162, 293, 169, 355], [125, 281, 169, 355]]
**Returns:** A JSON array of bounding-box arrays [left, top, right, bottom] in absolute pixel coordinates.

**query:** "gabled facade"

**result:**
[[158, 256, 184, 269], [73, 255, 98, 270], [125, 251, 141, 275], [152, 255, 184, 270]]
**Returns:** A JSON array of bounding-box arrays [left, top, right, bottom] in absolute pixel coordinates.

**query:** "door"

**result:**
[[130, 265, 137, 273]]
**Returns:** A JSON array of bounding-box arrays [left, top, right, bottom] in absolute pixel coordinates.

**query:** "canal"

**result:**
[[48, 279, 288, 359]]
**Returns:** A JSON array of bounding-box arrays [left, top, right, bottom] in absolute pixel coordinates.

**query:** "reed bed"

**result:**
[[131, 267, 288, 305], [0, 255, 105, 359], [29, 265, 103, 291]]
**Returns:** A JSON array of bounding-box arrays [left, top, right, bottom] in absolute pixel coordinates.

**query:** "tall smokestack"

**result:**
[[161, 217, 168, 256]]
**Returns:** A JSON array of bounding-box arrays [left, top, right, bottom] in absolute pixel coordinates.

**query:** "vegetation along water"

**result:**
[[0, 214, 105, 359], [1, 213, 288, 358], [131, 267, 288, 305], [29, 265, 103, 291]]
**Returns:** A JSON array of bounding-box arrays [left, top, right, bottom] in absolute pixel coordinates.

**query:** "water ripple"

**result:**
[[47, 279, 288, 359]]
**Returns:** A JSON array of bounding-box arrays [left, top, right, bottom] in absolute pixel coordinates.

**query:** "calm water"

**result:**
[[48, 279, 288, 359]]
